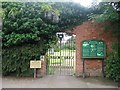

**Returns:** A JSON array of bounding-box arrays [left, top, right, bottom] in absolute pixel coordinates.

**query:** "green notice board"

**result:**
[[82, 40, 105, 58]]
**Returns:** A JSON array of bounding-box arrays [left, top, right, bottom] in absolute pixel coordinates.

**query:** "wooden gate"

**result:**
[[46, 32, 76, 76]]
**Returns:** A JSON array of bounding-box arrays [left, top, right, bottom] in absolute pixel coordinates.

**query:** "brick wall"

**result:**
[[73, 21, 113, 76], [37, 21, 114, 77]]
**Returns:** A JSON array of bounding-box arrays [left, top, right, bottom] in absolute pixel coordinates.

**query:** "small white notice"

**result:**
[[30, 60, 41, 68]]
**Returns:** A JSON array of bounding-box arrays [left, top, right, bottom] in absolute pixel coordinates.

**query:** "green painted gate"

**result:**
[[46, 33, 76, 76]]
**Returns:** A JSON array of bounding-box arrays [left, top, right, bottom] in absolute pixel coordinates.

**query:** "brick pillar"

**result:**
[[37, 54, 47, 77], [75, 35, 83, 76]]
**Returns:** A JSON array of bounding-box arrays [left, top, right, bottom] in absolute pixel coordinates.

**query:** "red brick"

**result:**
[[73, 21, 113, 76]]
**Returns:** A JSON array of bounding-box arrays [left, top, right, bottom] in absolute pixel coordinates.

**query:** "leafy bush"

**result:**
[[2, 42, 47, 76], [105, 42, 120, 82], [1, 2, 57, 76]]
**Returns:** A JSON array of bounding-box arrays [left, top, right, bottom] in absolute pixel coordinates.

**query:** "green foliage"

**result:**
[[105, 42, 120, 82], [2, 2, 88, 47], [56, 2, 89, 30], [2, 42, 47, 76], [89, 2, 120, 36], [90, 4, 119, 22], [2, 2, 59, 47], [54, 43, 60, 52], [2, 2, 89, 76], [41, 3, 60, 16]]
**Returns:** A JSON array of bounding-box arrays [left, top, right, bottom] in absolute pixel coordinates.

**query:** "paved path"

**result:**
[[2, 76, 118, 88]]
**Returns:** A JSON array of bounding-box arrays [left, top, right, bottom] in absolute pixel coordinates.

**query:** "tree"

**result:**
[[89, 2, 120, 36]]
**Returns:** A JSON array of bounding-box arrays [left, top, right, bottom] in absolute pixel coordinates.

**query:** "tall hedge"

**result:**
[[2, 2, 58, 76], [2, 41, 48, 76]]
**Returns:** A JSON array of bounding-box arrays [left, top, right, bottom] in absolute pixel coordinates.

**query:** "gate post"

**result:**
[[37, 55, 47, 77]]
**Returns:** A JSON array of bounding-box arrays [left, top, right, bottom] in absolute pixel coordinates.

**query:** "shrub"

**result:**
[[2, 42, 47, 77], [105, 42, 120, 82]]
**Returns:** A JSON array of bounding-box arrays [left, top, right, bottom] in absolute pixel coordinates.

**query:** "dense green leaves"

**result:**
[[2, 2, 89, 76], [105, 42, 120, 82], [2, 2, 57, 47], [56, 2, 88, 30], [89, 2, 120, 36], [2, 2, 89, 47], [2, 42, 47, 76], [90, 4, 119, 22]]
